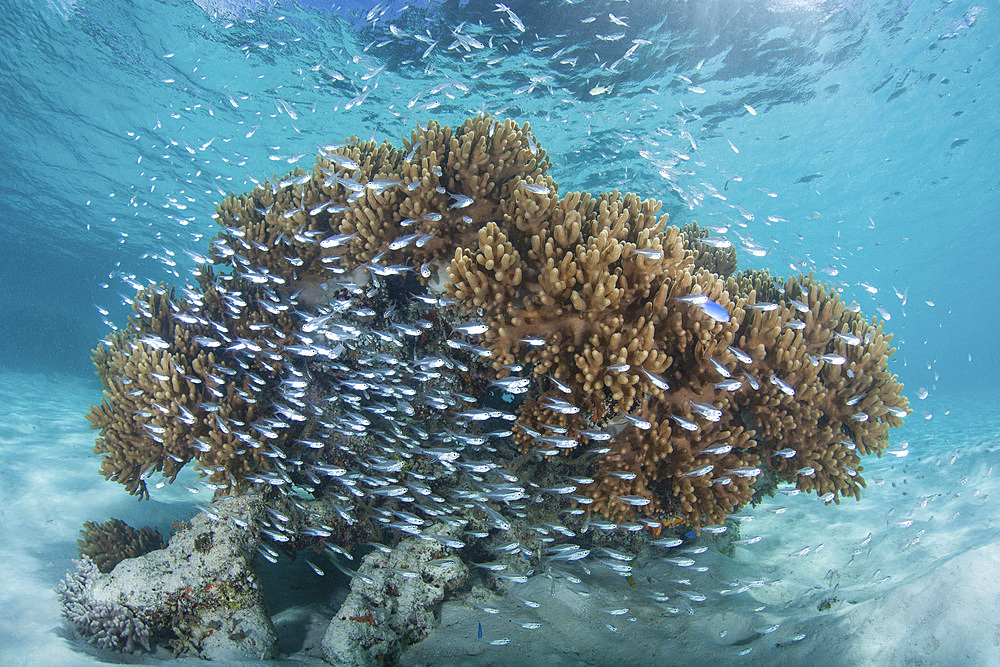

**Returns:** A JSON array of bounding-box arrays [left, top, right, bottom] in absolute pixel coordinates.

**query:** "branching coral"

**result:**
[[681, 222, 738, 278], [87, 276, 308, 498], [86, 113, 908, 539], [730, 272, 909, 502], [77, 518, 164, 574], [57, 557, 152, 653]]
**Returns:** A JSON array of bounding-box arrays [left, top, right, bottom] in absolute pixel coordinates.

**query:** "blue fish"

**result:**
[[699, 299, 730, 323]]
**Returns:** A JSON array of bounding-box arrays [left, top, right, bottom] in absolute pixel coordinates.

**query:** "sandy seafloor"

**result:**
[[2, 369, 998, 667]]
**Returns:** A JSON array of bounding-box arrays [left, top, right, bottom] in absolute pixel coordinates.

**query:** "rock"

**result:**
[[321, 525, 468, 666], [58, 494, 276, 659]]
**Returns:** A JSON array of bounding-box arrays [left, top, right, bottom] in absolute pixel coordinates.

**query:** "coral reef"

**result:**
[[732, 272, 909, 502], [70, 116, 909, 664], [90, 116, 907, 527], [77, 518, 164, 574], [681, 221, 738, 278], [86, 275, 307, 499], [76, 113, 910, 653], [85, 113, 908, 528]]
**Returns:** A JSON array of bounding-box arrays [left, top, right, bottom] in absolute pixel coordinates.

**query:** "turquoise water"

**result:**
[[0, 0, 997, 664], [2, 0, 996, 392]]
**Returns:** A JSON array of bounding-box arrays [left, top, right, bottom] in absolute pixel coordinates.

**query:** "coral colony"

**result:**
[[61, 116, 908, 660]]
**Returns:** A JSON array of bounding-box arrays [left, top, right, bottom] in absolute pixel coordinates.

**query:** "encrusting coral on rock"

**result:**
[[60, 495, 275, 659], [72, 114, 910, 655], [322, 524, 470, 666]]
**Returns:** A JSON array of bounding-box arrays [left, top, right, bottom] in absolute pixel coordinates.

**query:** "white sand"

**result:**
[[2, 372, 997, 666]]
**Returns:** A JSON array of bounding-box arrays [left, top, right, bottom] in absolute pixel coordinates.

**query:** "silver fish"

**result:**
[[521, 182, 551, 195], [715, 379, 743, 391], [709, 357, 731, 378], [769, 374, 795, 396], [615, 495, 652, 507], [727, 345, 753, 364]]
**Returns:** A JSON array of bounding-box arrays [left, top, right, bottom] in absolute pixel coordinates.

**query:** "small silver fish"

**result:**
[[521, 182, 551, 195], [715, 379, 743, 391], [520, 337, 547, 346], [634, 248, 663, 260], [671, 415, 699, 431], [366, 179, 402, 192], [690, 402, 722, 422], [448, 193, 474, 209], [836, 332, 862, 346], [536, 435, 579, 449], [615, 495, 652, 507], [789, 298, 809, 313], [697, 299, 730, 322], [491, 377, 531, 392], [542, 397, 580, 415], [769, 375, 795, 396], [642, 368, 670, 390], [388, 233, 420, 250], [819, 354, 846, 365], [320, 233, 355, 248], [727, 466, 760, 477], [474, 562, 508, 571], [709, 358, 731, 378], [326, 153, 360, 171], [549, 376, 572, 393], [727, 345, 753, 364], [700, 236, 732, 248], [650, 538, 683, 548], [452, 322, 489, 335], [622, 414, 652, 430]]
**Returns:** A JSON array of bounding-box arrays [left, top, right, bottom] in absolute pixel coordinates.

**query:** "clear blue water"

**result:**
[[0, 0, 997, 663], [2, 0, 996, 393]]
